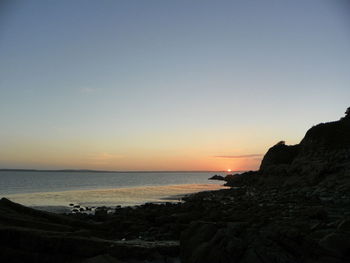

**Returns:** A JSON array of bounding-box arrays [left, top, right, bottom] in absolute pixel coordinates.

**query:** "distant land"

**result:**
[[0, 168, 240, 173]]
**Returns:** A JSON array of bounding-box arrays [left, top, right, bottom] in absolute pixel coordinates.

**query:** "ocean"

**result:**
[[0, 171, 229, 209]]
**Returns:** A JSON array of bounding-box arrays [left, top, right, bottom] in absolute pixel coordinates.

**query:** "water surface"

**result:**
[[0, 171, 229, 208]]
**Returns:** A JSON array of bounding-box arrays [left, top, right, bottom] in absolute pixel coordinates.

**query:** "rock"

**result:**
[[260, 141, 300, 173], [83, 254, 122, 263], [180, 221, 245, 263], [319, 232, 350, 258], [208, 175, 225, 181], [0, 198, 180, 262], [258, 108, 350, 184], [337, 219, 350, 232], [306, 207, 328, 220], [224, 171, 259, 187]]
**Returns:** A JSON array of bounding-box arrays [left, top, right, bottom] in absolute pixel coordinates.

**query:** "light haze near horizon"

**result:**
[[0, 0, 349, 171]]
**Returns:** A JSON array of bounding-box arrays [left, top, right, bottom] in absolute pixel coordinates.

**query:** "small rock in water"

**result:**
[[209, 175, 225, 181]]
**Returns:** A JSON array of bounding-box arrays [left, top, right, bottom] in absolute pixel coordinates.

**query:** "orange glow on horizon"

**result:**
[[0, 140, 263, 171]]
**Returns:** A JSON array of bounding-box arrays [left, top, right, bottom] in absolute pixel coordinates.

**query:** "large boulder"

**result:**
[[180, 221, 246, 263], [180, 221, 329, 263], [318, 232, 350, 258], [259, 141, 300, 175]]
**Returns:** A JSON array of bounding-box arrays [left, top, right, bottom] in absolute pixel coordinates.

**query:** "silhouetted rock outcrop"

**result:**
[[290, 117, 350, 179], [259, 141, 300, 175], [208, 174, 225, 180], [231, 109, 350, 186]]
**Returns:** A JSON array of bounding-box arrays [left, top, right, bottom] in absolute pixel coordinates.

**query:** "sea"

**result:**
[[0, 171, 230, 211]]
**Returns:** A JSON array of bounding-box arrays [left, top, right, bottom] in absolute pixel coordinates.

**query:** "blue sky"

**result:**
[[0, 0, 349, 170]]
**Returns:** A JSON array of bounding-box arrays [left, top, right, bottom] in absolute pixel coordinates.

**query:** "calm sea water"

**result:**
[[0, 171, 229, 208], [0, 171, 225, 195]]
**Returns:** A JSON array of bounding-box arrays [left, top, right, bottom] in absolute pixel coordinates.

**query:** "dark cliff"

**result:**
[[259, 111, 350, 180], [259, 141, 300, 174], [226, 108, 350, 188]]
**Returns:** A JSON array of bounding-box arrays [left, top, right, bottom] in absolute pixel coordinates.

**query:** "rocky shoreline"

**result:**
[[1, 181, 349, 263], [1, 109, 350, 262]]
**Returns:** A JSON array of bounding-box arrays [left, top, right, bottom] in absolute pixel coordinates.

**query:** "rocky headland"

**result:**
[[1, 108, 350, 263]]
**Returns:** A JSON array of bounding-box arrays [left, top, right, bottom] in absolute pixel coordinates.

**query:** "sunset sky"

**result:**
[[0, 0, 349, 171]]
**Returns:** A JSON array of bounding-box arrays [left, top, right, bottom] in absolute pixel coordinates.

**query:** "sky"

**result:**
[[0, 0, 349, 171]]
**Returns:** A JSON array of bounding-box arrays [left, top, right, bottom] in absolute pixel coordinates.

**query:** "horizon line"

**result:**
[[0, 168, 247, 173]]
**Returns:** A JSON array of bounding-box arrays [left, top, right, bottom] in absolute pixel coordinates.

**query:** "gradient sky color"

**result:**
[[0, 0, 349, 171]]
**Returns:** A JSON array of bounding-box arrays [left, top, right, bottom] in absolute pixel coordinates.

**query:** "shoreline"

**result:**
[[2, 179, 349, 263], [29, 194, 187, 214], [3, 183, 228, 211], [28, 192, 202, 214]]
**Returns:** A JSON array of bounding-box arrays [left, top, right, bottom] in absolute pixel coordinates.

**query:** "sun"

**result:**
[[227, 169, 232, 172]]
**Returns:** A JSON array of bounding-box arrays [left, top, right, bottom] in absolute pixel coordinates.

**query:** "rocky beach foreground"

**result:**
[[1, 109, 350, 263]]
